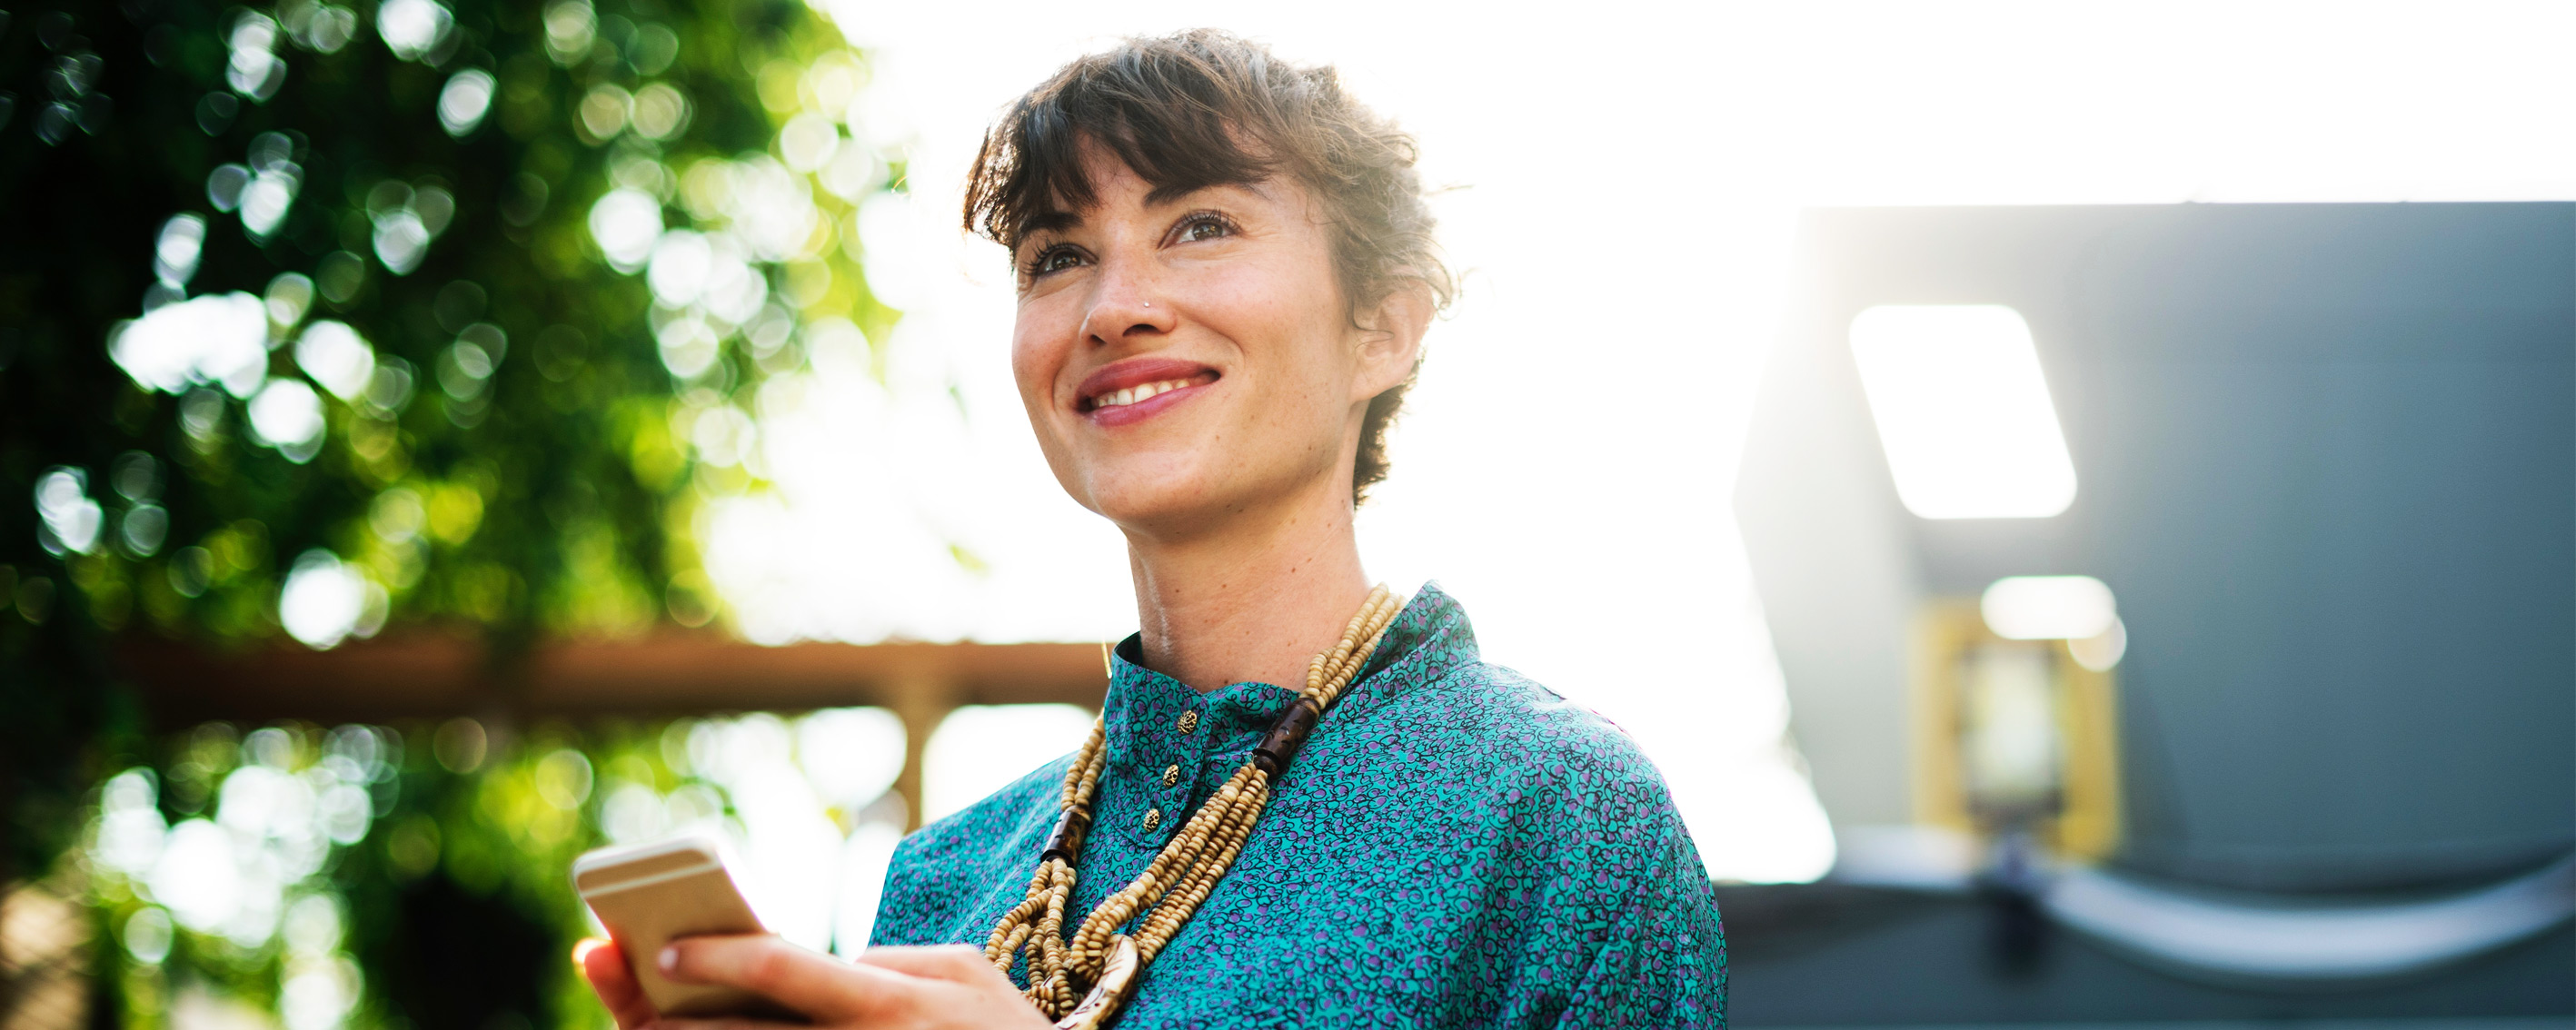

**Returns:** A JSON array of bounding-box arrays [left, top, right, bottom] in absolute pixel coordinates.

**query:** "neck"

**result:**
[[1125, 480, 1373, 693]]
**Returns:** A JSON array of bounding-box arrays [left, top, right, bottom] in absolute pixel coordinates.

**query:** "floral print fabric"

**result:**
[[871, 583, 1727, 1027]]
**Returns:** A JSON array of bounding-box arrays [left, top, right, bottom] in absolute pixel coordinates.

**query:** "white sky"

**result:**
[[710, 0, 2576, 882]]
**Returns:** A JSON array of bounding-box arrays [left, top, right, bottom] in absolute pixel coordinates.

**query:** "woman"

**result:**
[[582, 29, 1726, 1028]]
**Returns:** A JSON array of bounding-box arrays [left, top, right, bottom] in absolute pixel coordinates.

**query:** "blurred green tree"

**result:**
[[0, 0, 904, 1023]]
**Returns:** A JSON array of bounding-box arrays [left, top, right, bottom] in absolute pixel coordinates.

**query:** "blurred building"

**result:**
[[1731, 202, 2574, 1022]]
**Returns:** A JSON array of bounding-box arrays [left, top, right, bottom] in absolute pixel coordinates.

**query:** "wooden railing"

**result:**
[[116, 633, 1111, 830]]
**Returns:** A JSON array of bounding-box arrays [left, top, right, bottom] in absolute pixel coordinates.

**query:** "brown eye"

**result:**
[[1177, 213, 1234, 243], [1027, 245, 1087, 277]]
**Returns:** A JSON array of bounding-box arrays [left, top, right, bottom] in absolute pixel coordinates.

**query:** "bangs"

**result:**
[[961, 29, 1450, 505], [965, 37, 1298, 248]]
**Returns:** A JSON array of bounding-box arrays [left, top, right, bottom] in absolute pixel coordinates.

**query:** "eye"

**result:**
[[1024, 244, 1089, 278], [1171, 212, 1238, 245]]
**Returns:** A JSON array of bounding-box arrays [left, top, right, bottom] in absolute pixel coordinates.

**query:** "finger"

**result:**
[[577, 939, 661, 1030], [846, 948, 1058, 1030], [856, 945, 1011, 985], [660, 935, 912, 1021]]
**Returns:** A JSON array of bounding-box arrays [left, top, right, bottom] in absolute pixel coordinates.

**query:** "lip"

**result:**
[[1076, 357, 1219, 428]]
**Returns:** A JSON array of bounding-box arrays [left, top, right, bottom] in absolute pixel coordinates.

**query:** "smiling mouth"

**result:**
[[1084, 372, 1218, 412]]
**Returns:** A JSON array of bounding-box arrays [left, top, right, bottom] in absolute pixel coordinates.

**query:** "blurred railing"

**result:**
[[118, 636, 1108, 832]]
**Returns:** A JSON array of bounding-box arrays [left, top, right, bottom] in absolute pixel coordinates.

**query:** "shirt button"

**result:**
[[1141, 807, 1162, 830], [1176, 710, 1199, 734], [1161, 764, 1180, 787]]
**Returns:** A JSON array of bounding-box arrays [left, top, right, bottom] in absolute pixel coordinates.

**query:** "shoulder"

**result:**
[[1323, 660, 1727, 1011], [1314, 659, 1689, 870], [895, 752, 1069, 866], [873, 754, 1070, 946], [1372, 659, 1676, 806]]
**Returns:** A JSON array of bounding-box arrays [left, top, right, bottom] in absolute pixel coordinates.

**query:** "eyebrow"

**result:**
[[1017, 179, 1275, 248], [1018, 209, 1083, 242]]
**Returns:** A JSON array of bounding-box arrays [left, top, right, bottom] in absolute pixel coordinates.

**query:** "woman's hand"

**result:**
[[574, 936, 1057, 1030]]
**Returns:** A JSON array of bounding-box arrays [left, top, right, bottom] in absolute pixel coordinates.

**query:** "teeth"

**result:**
[[1092, 379, 1194, 410]]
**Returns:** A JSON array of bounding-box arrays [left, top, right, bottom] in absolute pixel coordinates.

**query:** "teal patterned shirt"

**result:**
[[870, 584, 1727, 1026]]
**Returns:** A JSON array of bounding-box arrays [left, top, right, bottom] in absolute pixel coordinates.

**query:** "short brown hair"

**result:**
[[963, 29, 1453, 506]]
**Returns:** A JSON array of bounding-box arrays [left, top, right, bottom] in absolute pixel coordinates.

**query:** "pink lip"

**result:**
[[1089, 381, 1211, 427], [1076, 357, 1220, 428]]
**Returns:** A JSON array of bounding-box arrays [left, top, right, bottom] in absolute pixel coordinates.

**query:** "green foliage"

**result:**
[[0, 0, 900, 849], [69, 707, 910, 1030], [82, 718, 698, 1030], [3, 0, 906, 1022]]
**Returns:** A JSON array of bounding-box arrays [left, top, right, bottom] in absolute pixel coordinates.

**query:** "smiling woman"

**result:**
[[970, 30, 1453, 513], [576, 29, 1726, 1030], [1004, 156, 1414, 549]]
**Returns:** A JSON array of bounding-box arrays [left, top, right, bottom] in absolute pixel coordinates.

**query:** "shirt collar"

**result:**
[[1099, 581, 1478, 765]]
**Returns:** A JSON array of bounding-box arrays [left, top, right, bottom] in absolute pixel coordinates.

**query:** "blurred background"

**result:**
[[1, 1, 2569, 1028]]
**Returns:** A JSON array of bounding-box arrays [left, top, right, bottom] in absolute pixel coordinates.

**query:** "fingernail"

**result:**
[[658, 946, 679, 973]]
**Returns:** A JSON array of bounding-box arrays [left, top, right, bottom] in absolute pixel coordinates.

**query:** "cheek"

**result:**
[[1010, 302, 1075, 411], [1204, 261, 1348, 389], [1009, 332, 1047, 405]]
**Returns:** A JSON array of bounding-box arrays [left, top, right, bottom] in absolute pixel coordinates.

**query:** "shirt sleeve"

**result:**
[[1551, 788, 1729, 1028]]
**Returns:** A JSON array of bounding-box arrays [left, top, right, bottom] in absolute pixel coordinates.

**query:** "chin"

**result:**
[[1077, 462, 1227, 533]]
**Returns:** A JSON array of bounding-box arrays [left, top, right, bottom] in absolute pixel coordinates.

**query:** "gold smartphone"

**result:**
[[572, 833, 799, 1021]]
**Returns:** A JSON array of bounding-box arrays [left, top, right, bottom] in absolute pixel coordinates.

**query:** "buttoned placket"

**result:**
[[1102, 665, 1206, 848], [1101, 630, 1423, 852], [1142, 700, 1208, 837], [1103, 681, 1297, 849]]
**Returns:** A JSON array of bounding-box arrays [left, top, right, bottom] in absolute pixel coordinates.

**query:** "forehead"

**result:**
[[1061, 144, 1152, 202], [1015, 137, 1296, 244]]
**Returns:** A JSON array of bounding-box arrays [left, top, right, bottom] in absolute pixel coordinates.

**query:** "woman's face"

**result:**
[[1010, 144, 1417, 540]]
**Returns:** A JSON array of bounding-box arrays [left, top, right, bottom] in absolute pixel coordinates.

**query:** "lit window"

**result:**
[[1981, 575, 2117, 640], [1849, 304, 2077, 519]]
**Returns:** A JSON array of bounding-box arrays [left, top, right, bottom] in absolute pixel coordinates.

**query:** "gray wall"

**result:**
[[1742, 203, 2575, 892]]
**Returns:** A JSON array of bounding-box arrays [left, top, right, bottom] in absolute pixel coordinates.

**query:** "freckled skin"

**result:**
[[1010, 147, 1396, 548], [1008, 143, 1431, 695]]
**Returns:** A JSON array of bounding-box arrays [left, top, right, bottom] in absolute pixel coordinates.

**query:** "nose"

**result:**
[[1077, 261, 1176, 349]]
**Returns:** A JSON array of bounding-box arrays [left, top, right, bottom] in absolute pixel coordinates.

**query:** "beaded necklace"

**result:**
[[984, 585, 1406, 1028]]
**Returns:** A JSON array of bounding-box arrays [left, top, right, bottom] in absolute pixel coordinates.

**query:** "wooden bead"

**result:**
[[1255, 697, 1326, 774], [1041, 807, 1093, 865], [989, 587, 1401, 1020]]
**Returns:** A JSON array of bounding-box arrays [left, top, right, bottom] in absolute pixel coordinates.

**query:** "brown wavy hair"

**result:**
[[962, 29, 1455, 506]]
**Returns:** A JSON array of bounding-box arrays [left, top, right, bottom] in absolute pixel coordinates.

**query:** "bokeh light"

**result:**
[[84, 724, 404, 1030], [279, 549, 382, 649], [34, 467, 104, 557], [246, 378, 327, 461], [437, 68, 495, 137], [373, 0, 453, 61], [294, 322, 377, 401], [111, 292, 270, 398]]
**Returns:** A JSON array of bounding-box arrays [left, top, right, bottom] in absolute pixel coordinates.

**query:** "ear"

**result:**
[[1351, 280, 1436, 402]]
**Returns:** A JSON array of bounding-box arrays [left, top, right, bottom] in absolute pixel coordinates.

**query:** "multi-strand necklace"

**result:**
[[984, 585, 1406, 1028]]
